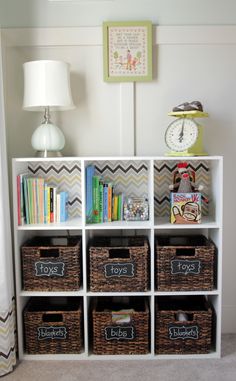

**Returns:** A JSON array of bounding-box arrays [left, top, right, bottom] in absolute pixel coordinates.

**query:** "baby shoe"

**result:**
[[172, 102, 190, 112], [189, 101, 203, 111]]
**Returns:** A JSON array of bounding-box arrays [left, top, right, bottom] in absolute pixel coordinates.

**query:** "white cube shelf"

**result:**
[[12, 156, 223, 360]]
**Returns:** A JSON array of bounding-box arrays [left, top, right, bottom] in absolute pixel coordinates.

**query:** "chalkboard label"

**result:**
[[104, 263, 135, 278], [168, 325, 199, 340], [35, 261, 65, 277], [105, 326, 135, 340], [37, 326, 67, 340], [171, 260, 201, 275]]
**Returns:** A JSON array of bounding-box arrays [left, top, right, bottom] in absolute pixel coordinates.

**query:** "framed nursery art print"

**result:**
[[103, 21, 153, 82]]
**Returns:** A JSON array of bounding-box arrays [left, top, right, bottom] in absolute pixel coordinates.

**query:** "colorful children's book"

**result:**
[[53, 186, 57, 223], [27, 178, 33, 224], [38, 178, 45, 224], [103, 182, 109, 222], [49, 186, 54, 223], [17, 173, 28, 225], [60, 191, 69, 222], [17, 175, 21, 225], [117, 193, 124, 221], [107, 182, 113, 222], [23, 176, 29, 224], [112, 194, 118, 221], [86, 164, 95, 223], [170, 192, 201, 224], [92, 175, 100, 223], [99, 179, 104, 223], [32, 178, 37, 224], [44, 183, 49, 224], [56, 193, 61, 223]]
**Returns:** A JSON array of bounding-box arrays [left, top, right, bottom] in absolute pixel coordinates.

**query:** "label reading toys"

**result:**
[[37, 326, 67, 340], [104, 263, 135, 278], [168, 325, 199, 340], [35, 261, 65, 277], [171, 260, 201, 275], [105, 326, 135, 340]]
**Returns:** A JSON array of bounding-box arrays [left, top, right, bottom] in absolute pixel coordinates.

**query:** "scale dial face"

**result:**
[[165, 118, 198, 152]]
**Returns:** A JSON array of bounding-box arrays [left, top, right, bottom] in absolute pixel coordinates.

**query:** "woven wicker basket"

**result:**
[[21, 236, 81, 291], [24, 297, 82, 354], [155, 296, 213, 354], [89, 236, 150, 292], [92, 297, 150, 355], [155, 235, 216, 291]]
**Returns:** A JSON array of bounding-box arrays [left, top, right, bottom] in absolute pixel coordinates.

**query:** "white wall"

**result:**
[[1, 25, 236, 333], [1, 0, 236, 28]]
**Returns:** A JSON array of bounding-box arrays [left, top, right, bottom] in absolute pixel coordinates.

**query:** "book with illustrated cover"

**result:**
[[103, 182, 109, 222], [86, 164, 95, 223], [112, 194, 118, 221], [107, 182, 113, 222], [49, 186, 54, 223], [44, 183, 48, 224], [92, 175, 100, 223], [117, 193, 124, 221], [17, 173, 28, 225], [27, 178, 34, 224], [56, 193, 61, 223], [38, 178, 45, 224], [32, 178, 37, 224], [23, 176, 29, 224], [17, 175, 21, 225], [99, 179, 104, 223], [170, 192, 201, 224], [60, 191, 69, 222], [53, 186, 57, 223]]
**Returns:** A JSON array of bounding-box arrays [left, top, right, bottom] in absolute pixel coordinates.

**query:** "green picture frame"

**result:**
[[103, 21, 153, 82]]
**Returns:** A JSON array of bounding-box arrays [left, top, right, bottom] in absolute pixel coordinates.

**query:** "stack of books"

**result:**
[[17, 174, 69, 225], [86, 164, 124, 224]]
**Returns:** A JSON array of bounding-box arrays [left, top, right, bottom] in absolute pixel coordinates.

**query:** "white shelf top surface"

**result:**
[[13, 155, 223, 162], [17, 216, 220, 230]]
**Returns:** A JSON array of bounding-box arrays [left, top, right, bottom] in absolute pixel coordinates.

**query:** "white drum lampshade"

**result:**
[[23, 60, 75, 157]]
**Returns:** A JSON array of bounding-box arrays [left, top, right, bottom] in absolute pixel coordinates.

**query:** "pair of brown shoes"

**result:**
[[173, 101, 203, 112]]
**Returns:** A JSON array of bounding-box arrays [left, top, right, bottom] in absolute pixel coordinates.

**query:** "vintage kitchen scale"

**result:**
[[165, 110, 209, 156]]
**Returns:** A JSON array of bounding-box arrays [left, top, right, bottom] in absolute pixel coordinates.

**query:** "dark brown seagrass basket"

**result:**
[[92, 297, 150, 355], [155, 235, 216, 291], [24, 297, 82, 354], [21, 236, 81, 291], [155, 296, 213, 354], [89, 236, 150, 292]]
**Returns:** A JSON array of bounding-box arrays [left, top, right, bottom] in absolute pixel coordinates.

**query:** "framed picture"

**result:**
[[103, 21, 153, 82]]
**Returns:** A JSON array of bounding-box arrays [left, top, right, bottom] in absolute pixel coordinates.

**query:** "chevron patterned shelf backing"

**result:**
[[154, 160, 210, 217], [0, 298, 16, 376], [91, 160, 149, 198], [26, 159, 211, 220], [28, 162, 82, 218]]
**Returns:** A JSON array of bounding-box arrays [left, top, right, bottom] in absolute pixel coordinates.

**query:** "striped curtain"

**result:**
[[0, 34, 16, 376]]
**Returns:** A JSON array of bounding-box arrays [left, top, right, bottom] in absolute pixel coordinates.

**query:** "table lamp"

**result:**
[[23, 60, 75, 157]]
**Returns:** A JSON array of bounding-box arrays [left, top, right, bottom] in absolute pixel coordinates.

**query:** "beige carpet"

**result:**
[[3, 334, 236, 381]]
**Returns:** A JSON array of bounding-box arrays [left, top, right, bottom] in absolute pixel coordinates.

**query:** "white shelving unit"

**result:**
[[12, 156, 223, 360]]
